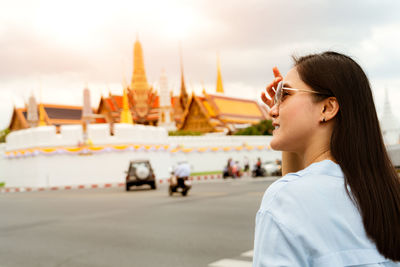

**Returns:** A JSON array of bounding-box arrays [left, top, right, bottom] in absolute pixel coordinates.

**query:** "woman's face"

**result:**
[[269, 67, 322, 152]]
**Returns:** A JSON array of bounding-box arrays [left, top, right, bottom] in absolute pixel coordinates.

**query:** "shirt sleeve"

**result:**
[[253, 210, 309, 267]]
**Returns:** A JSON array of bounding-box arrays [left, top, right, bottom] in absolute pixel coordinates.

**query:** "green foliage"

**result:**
[[0, 182, 5, 187], [168, 130, 204, 136], [234, 120, 273, 136], [0, 128, 10, 143]]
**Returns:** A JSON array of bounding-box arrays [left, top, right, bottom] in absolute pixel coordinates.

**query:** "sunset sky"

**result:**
[[0, 0, 399, 129]]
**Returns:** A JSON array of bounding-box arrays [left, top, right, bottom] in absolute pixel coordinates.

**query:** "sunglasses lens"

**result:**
[[274, 82, 282, 106]]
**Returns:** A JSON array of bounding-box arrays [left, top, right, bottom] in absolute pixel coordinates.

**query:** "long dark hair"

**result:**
[[294, 51, 400, 261]]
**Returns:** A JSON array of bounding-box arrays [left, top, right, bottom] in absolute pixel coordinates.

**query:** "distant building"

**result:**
[[8, 40, 270, 134], [380, 88, 400, 145], [9, 104, 86, 132], [27, 93, 38, 127], [96, 91, 159, 125], [177, 55, 270, 133], [179, 92, 270, 133], [96, 38, 159, 125], [158, 69, 176, 131]]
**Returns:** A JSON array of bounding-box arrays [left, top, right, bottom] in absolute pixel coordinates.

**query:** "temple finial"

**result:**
[[179, 43, 189, 110], [216, 52, 224, 94]]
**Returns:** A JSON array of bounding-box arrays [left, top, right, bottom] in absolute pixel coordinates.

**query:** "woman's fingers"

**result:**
[[272, 66, 283, 90], [273, 66, 282, 78], [262, 67, 283, 108], [261, 91, 272, 107], [266, 81, 275, 99]]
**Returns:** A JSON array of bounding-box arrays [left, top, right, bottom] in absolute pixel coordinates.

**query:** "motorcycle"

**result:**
[[223, 161, 242, 179], [169, 174, 192, 196], [252, 164, 266, 177]]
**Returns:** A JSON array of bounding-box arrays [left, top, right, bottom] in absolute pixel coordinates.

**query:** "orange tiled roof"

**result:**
[[171, 96, 181, 108], [206, 94, 265, 119], [106, 98, 116, 111], [151, 96, 159, 108], [9, 104, 84, 130], [114, 96, 123, 109]]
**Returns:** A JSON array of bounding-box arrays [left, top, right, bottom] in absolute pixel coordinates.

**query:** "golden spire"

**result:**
[[201, 81, 207, 95], [120, 87, 133, 124], [131, 36, 150, 119], [131, 38, 149, 89], [216, 53, 224, 93], [38, 103, 46, 126], [179, 44, 189, 110]]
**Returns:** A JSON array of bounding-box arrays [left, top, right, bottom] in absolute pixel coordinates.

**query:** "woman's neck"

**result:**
[[300, 148, 334, 169], [282, 146, 334, 176]]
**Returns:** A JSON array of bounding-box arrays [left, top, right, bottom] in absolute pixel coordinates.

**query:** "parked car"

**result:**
[[263, 160, 282, 176], [125, 160, 157, 191]]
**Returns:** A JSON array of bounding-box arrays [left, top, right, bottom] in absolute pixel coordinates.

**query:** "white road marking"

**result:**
[[208, 259, 252, 267], [241, 250, 254, 258]]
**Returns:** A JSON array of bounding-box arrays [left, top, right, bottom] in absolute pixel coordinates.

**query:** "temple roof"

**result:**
[[179, 92, 270, 133], [203, 94, 269, 122], [9, 104, 87, 130]]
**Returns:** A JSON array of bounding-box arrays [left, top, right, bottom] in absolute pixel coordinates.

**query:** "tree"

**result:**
[[0, 128, 10, 143], [168, 130, 203, 136], [233, 120, 273, 136]]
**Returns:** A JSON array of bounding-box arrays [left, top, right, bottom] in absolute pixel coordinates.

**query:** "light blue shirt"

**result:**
[[174, 162, 191, 178], [253, 160, 400, 267]]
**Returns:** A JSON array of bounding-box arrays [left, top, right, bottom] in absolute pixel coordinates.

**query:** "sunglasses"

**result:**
[[273, 81, 325, 107]]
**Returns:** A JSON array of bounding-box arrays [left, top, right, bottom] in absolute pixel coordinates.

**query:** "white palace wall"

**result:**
[[0, 124, 280, 188]]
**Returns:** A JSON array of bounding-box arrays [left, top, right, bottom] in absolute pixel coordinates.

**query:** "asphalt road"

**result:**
[[0, 177, 278, 267]]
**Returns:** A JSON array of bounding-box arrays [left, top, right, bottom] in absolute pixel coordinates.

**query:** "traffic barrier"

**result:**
[[0, 174, 224, 194]]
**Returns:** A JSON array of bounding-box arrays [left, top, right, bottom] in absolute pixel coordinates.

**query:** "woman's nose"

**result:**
[[268, 103, 279, 118]]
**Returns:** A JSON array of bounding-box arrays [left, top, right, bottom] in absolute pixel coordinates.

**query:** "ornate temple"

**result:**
[[176, 54, 269, 133], [96, 39, 160, 125], [178, 92, 269, 133], [8, 39, 269, 134], [9, 102, 86, 132]]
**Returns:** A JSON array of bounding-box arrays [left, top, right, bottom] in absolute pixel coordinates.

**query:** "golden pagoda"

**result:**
[[131, 37, 151, 121], [96, 39, 159, 125]]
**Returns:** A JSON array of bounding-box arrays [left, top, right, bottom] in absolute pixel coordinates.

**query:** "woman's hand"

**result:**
[[261, 67, 283, 108], [261, 67, 303, 174]]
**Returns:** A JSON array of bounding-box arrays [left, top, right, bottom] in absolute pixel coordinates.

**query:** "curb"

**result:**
[[0, 182, 125, 194], [0, 174, 224, 194], [158, 174, 223, 184]]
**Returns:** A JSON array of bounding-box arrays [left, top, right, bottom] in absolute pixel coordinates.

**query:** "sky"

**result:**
[[0, 0, 399, 129]]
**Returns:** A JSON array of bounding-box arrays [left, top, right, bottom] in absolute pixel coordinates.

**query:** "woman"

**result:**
[[253, 51, 400, 266]]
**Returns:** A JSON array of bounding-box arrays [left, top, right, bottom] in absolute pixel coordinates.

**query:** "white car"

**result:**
[[262, 161, 282, 176]]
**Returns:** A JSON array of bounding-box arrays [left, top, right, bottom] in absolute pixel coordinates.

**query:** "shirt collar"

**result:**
[[298, 159, 343, 178]]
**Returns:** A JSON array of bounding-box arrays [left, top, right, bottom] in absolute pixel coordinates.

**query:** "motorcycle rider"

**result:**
[[169, 160, 192, 196], [174, 160, 191, 184], [253, 157, 264, 177]]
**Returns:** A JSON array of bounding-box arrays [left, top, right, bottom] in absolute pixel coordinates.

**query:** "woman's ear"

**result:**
[[321, 97, 339, 122]]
